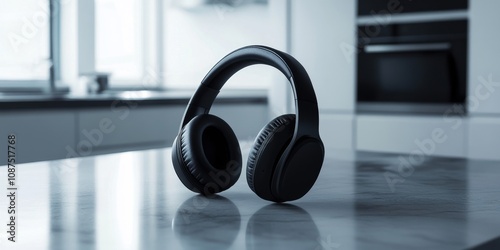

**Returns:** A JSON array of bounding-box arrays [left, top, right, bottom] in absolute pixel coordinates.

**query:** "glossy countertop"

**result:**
[[0, 89, 267, 110], [0, 143, 499, 250]]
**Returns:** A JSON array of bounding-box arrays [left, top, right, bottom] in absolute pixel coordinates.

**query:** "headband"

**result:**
[[181, 45, 320, 139]]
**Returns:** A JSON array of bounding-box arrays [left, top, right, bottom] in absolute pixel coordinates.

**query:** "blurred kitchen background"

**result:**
[[1, 0, 499, 163]]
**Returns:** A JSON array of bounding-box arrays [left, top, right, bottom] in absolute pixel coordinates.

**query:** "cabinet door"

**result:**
[[0, 111, 76, 164], [77, 106, 183, 151], [468, 117, 500, 160], [356, 114, 466, 158]]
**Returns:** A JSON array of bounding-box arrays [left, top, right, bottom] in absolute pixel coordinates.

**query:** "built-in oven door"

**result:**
[[356, 19, 467, 114], [357, 42, 457, 104]]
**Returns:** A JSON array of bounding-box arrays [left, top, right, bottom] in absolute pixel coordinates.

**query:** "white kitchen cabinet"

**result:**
[[468, 117, 500, 160], [77, 106, 180, 152], [320, 113, 355, 152], [76, 103, 269, 156], [0, 111, 76, 163], [0, 102, 267, 164], [357, 114, 466, 158]]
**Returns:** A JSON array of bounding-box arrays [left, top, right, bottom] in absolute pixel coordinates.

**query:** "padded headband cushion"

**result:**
[[247, 114, 296, 199], [180, 114, 242, 195]]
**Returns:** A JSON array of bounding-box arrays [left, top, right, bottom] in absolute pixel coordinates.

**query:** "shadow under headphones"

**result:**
[[171, 45, 324, 202]]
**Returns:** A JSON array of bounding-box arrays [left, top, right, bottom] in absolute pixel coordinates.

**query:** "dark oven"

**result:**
[[356, 20, 468, 114]]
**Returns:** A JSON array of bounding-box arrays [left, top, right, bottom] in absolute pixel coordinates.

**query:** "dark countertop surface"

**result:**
[[0, 89, 267, 110], [0, 145, 499, 250]]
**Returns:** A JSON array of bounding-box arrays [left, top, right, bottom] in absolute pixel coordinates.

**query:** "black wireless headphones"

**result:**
[[171, 45, 324, 202]]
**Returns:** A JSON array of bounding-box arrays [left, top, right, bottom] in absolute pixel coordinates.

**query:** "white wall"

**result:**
[[291, 0, 356, 112], [268, 0, 292, 119], [468, 0, 500, 115], [467, 0, 500, 160], [289, 0, 357, 153]]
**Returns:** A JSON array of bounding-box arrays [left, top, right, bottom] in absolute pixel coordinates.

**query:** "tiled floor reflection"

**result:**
[[1, 148, 500, 249]]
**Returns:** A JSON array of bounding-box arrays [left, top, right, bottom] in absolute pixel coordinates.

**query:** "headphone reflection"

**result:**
[[173, 195, 320, 250]]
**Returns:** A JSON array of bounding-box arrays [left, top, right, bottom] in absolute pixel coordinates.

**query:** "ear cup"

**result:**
[[272, 137, 324, 202], [247, 114, 296, 201], [172, 114, 242, 195]]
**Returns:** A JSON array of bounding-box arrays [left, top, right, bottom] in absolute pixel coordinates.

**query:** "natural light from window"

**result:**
[[95, 0, 144, 83], [95, 0, 273, 89], [0, 0, 50, 81]]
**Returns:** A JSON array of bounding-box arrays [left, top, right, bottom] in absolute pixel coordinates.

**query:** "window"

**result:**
[[95, 0, 161, 88], [94, 0, 272, 89], [96, 0, 143, 84], [1, 0, 274, 91], [0, 0, 51, 88]]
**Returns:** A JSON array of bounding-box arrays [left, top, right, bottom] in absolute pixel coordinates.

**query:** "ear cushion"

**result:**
[[175, 114, 242, 195], [247, 114, 296, 200]]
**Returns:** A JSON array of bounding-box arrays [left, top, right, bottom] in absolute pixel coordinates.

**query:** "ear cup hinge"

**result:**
[[190, 84, 220, 109], [181, 84, 220, 127]]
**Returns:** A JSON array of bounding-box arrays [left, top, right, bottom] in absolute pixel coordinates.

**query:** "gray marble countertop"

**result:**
[[0, 145, 499, 250]]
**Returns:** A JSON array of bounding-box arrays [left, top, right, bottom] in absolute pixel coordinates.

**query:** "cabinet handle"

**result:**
[[364, 43, 451, 53]]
